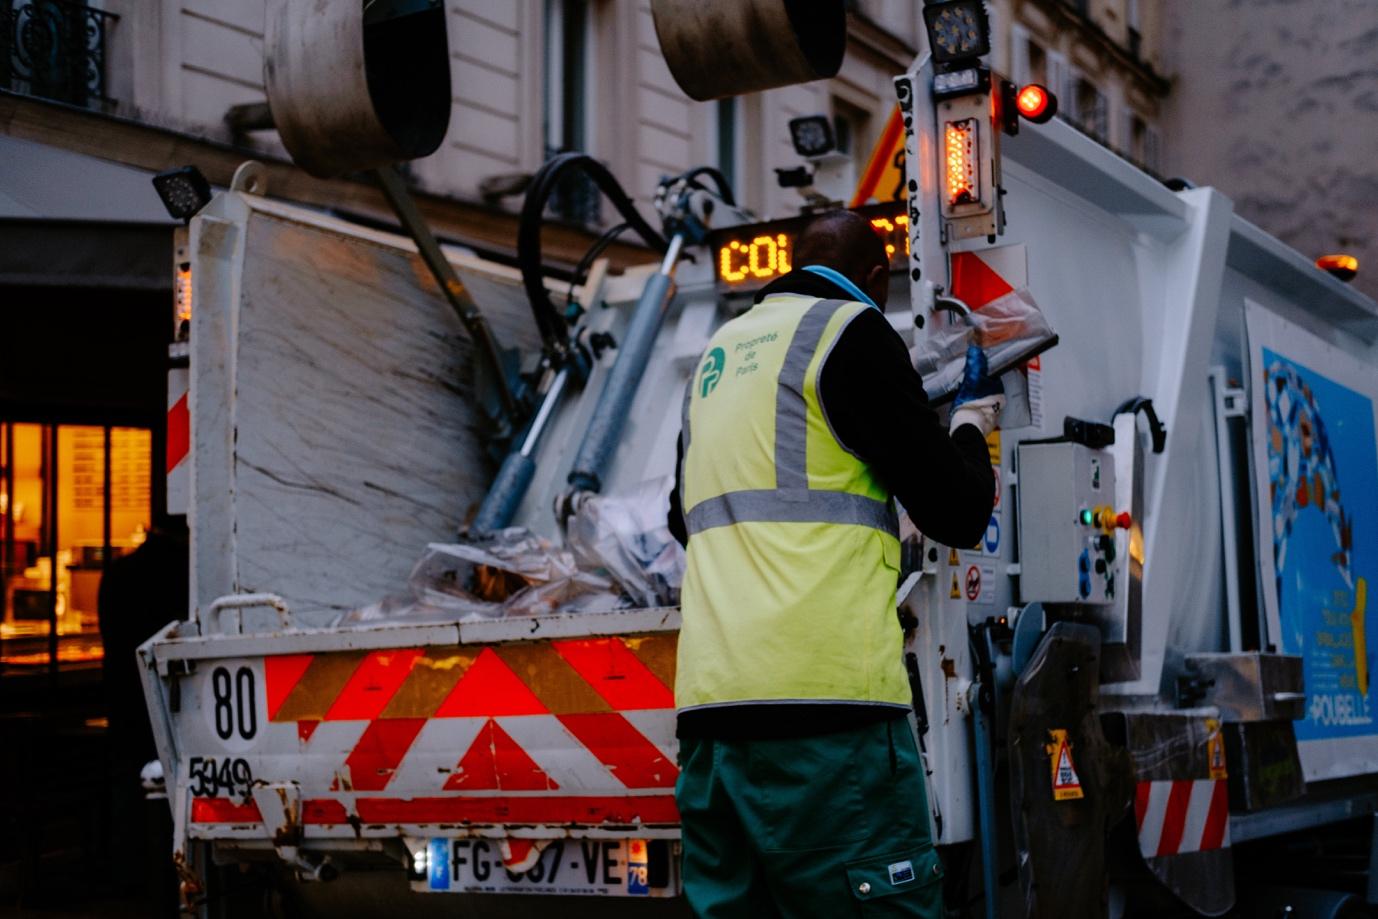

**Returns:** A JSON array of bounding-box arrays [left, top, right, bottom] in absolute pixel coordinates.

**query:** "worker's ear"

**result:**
[[864, 263, 889, 308]]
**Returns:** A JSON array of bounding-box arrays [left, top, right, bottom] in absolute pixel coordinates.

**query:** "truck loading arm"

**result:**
[[375, 164, 521, 439]]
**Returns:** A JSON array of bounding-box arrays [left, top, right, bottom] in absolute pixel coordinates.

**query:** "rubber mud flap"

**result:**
[[845, 846, 943, 916], [1008, 622, 1134, 919]]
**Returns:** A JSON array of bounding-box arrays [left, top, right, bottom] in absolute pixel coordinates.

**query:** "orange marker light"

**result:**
[[1015, 84, 1057, 124], [174, 263, 193, 326], [1317, 254, 1359, 282], [944, 119, 980, 207]]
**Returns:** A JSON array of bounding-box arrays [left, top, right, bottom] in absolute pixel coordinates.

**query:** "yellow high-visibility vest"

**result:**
[[676, 295, 909, 712]]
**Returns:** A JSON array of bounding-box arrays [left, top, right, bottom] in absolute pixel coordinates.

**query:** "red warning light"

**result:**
[[1016, 84, 1057, 124]]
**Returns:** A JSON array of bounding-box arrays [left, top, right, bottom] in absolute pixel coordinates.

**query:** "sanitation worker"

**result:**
[[667, 210, 1001, 917]]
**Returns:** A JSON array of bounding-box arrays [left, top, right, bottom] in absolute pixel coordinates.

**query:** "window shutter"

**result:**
[[986, 4, 1004, 74], [1010, 23, 1030, 85], [1144, 125, 1161, 172], [1054, 58, 1076, 122]]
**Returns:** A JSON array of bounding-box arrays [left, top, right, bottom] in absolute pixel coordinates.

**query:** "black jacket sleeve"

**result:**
[[668, 436, 688, 547], [819, 308, 994, 549]]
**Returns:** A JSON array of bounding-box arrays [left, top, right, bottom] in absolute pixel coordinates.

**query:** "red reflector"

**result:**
[[1016, 84, 1057, 124]]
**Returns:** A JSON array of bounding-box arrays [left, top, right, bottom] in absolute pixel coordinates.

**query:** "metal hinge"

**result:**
[[1210, 367, 1248, 419], [1220, 385, 1247, 419]]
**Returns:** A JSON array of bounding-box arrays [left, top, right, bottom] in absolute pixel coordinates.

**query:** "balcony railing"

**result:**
[[0, 0, 117, 111]]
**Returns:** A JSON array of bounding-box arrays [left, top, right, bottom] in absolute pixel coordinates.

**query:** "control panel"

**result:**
[[1016, 441, 1130, 605]]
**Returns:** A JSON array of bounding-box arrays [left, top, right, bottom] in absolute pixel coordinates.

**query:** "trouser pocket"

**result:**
[[844, 846, 944, 917]]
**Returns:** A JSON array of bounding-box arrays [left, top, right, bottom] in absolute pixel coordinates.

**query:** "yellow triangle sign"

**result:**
[[950, 572, 962, 599], [1206, 718, 1228, 779], [850, 106, 906, 206], [1047, 729, 1084, 801], [948, 547, 960, 566]]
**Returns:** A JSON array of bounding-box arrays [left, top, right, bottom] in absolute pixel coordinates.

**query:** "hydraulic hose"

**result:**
[[517, 153, 669, 363], [676, 165, 736, 206]]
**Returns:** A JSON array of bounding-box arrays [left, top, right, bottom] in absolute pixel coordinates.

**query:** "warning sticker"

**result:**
[[1046, 729, 1084, 801], [948, 547, 960, 567], [965, 565, 982, 602], [950, 572, 962, 599], [986, 430, 1001, 466], [850, 106, 905, 206], [1206, 718, 1228, 780]]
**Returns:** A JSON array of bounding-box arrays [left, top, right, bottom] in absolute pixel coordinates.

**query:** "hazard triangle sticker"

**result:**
[[1206, 718, 1228, 780], [950, 572, 962, 599], [435, 647, 548, 717], [445, 718, 559, 791], [1047, 729, 1084, 801]]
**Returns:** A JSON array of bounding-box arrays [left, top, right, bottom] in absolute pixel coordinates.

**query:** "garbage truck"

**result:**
[[139, 0, 1378, 915]]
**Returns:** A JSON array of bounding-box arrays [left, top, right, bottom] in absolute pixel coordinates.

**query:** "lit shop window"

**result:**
[[0, 423, 151, 671]]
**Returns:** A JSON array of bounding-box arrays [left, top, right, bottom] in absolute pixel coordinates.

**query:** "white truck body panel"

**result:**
[[186, 192, 566, 627]]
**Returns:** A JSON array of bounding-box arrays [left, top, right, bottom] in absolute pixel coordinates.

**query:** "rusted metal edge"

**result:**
[[150, 607, 683, 664]]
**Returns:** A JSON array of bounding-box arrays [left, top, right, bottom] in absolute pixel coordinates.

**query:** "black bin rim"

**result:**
[[783, 0, 846, 81], [363, 2, 451, 163]]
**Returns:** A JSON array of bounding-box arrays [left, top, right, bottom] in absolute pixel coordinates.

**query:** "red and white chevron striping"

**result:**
[[1134, 779, 1231, 859]]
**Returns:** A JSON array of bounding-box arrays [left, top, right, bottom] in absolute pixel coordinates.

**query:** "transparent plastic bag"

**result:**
[[336, 528, 622, 626], [567, 476, 685, 608], [912, 287, 1055, 404], [503, 572, 624, 618], [408, 531, 577, 613]]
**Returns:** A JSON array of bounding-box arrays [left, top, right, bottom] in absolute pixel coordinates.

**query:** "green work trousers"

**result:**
[[675, 717, 944, 918]]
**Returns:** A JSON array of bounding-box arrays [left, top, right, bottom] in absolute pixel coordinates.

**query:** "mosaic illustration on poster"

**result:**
[[1262, 347, 1375, 741], [1247, 300, 1378, 782]]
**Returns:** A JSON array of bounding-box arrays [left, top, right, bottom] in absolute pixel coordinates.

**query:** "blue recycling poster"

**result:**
[[1262, 347, 1376, 742]]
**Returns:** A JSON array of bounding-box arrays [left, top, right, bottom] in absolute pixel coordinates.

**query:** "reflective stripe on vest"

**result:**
[[680, 298, 899, 539]]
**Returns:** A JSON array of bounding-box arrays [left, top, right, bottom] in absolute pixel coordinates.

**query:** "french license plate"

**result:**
[[422, 837, 678, 897]]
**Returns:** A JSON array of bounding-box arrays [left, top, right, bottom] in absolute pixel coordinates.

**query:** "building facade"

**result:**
[[990, 0, 1169, 174], [1158, 0, 1378, 303]]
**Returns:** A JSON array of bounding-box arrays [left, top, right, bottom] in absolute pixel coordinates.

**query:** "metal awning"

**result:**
[[0, 134, 175, 289]]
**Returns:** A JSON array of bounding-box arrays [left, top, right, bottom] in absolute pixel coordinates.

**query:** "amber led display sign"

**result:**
[[709, 201, 911, 293]]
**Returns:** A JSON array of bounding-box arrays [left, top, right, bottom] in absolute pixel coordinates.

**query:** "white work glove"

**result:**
[[950, 394, 1006, 437], [949, 344, 1006, 437]]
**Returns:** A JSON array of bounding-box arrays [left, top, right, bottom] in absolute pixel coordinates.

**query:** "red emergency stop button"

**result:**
[[1115, 512, 1132, 530]]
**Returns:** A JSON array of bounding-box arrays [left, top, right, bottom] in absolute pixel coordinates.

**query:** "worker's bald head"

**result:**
[[794, 210, 890, 307]]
